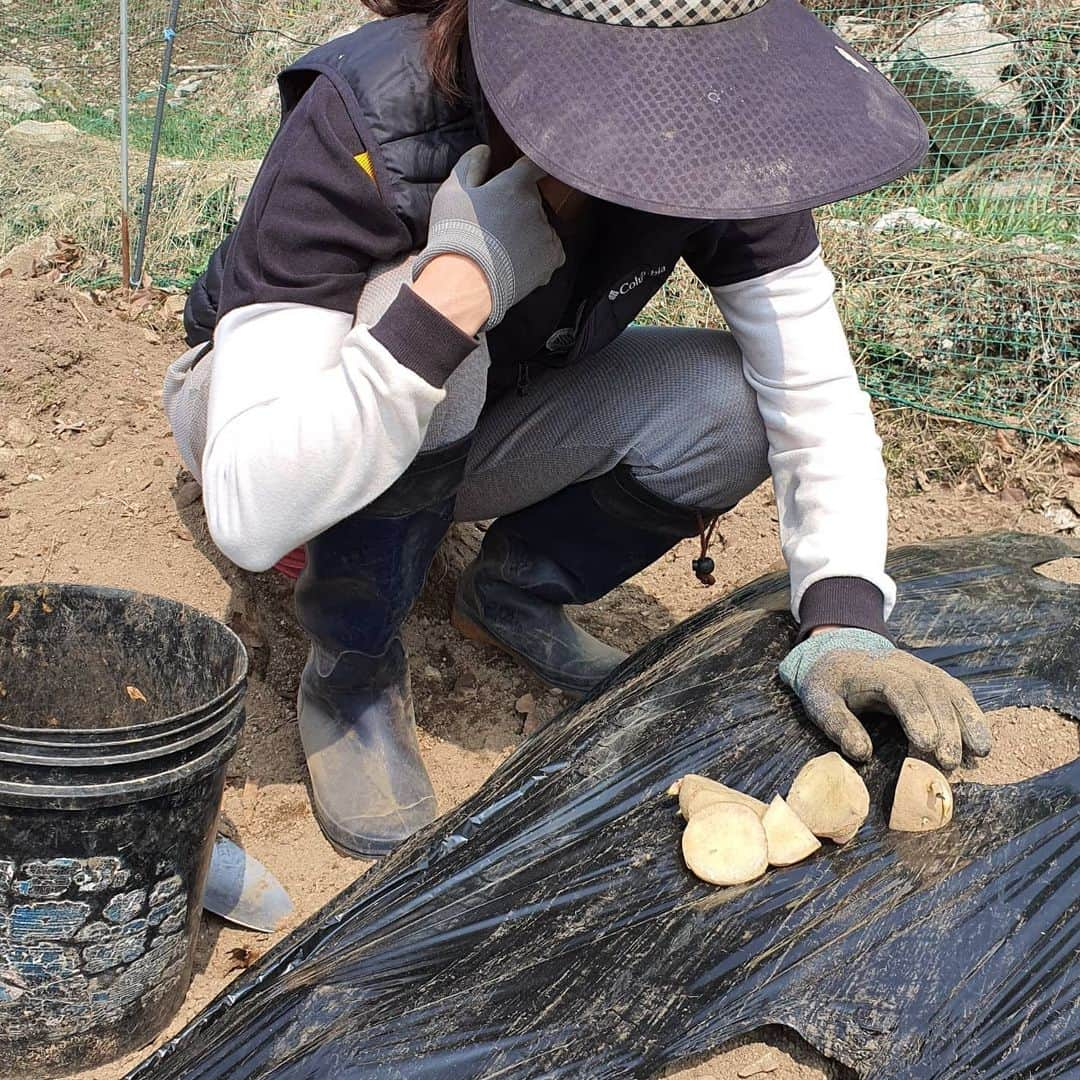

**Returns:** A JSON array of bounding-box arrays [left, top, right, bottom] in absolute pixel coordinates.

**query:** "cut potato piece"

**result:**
[[890, 758, 954, 832], [787, 752, 870, 844], [675, 774, 768, 821], [681, 803, 769, 886], [762, 794, 821, 866]]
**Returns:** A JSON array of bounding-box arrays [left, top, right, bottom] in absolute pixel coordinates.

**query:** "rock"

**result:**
[[2, 119, 80, 148], [515, 693, 536, 716], [0, 64, 37, 88], [172, 76, 204, 98], [88, 426, 114, 448], [974, 173, 1056, 202], [1042, 505, 1078, 532], [887, 4, 1028, 167], [871, 207, 969, 239], [39, 75, 77, 111], [0, 83, 44, 115], [0, 234, 57, 279], [833, 16, 881, 47], [422, 664, 442, 682], [4, 418, 36, 448]]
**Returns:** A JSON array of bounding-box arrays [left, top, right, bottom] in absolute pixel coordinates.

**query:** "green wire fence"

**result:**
[[808, 0, 1078, 442]]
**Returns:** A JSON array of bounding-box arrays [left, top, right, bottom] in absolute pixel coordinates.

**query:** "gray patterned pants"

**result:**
[[448, 324, 771, 519]]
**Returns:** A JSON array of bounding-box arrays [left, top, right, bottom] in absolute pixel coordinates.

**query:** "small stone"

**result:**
[[1042, 505, 1078, 532], [515, 693, 536, 715], [0, 234, 57, 279], [174, 478, 202, 508], [173, 76, 204, 98], [737, 1052, 781, 1077], [0, 509, 9, 519], [422, 664, 442, 682], [88, 425, 114, 448], [5, 419, 36, 448], [454, 670, 478, 693], [153, 456, 164, 467], [999, 486, 1027, 506]]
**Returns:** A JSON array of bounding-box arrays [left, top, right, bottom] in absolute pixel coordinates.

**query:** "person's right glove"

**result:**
[[413, 144, 566, 332], [779, 628, 992, 770]]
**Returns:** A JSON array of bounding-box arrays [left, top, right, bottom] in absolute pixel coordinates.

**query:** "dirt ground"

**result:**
[[0, 275, 1076, 1080]]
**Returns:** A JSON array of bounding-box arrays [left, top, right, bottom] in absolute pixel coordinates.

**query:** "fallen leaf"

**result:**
[[6, 601, 20, 621], [998, 486, 1027, 506], [515, 693, 535, 715], [126, 685, 147, 702], [225, 946, 262, 973], [974, 463, 998, 494], [994, 430, 1016, 455]]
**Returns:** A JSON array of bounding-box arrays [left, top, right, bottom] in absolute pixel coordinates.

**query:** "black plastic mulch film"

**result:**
[[133, 533, 1079, 1079]]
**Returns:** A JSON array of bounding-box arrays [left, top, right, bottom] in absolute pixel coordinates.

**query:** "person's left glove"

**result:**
[[779, 628, 992, 770]]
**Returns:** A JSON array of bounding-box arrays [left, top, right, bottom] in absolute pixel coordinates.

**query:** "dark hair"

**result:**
[[359, 0, 470, 99]]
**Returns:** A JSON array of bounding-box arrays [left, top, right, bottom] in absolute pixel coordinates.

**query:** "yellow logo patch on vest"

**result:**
[[354, 152, 375, 180]]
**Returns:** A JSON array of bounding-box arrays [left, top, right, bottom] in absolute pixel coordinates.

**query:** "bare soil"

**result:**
[[0, 276, 1075, 1080]]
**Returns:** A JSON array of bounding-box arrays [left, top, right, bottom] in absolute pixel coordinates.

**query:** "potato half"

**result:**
[[681, 803, 769, 886], [762, 794, 821, 866], [787, 752, 870, 844], [890, 758, 954, 832]]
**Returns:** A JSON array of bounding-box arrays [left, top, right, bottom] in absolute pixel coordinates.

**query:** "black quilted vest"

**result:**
[[184, 15, 482, 345], [184, 14, 696, 388]]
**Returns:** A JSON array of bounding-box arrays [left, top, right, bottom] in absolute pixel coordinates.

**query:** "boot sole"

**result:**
[[312, 795, 436, 860], [451, 605, 588, 698]]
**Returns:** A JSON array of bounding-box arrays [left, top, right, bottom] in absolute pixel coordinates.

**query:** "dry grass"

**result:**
[[0, 133, 253, 287]]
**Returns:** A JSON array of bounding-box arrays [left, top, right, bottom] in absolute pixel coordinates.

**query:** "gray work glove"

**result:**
[[779, 628, 992, 770], [413, 144, 565, 331]]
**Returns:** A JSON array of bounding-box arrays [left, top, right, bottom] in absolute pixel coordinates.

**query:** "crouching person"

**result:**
[[163, 0, 990, 858]]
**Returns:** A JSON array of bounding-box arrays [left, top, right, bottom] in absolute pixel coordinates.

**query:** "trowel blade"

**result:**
[[202, 834, 294, 933]]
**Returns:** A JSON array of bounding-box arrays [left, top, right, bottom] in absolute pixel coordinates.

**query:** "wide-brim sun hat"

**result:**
[[468, 0, 929, 219]]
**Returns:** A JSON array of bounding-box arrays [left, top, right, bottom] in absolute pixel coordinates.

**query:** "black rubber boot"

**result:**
[[295, 437, 470, 858], [453, 465, 722, 696]]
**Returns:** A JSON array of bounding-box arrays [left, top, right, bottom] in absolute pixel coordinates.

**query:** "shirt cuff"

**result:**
[[369, 285, 477, 388], [796, 576, 889, 642]]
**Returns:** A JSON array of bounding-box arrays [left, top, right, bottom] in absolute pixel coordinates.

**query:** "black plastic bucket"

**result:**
[[0, 583, 247, 1077]]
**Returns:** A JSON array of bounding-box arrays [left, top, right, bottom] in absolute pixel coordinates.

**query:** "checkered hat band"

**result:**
[[527, 0, 768, 28]]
